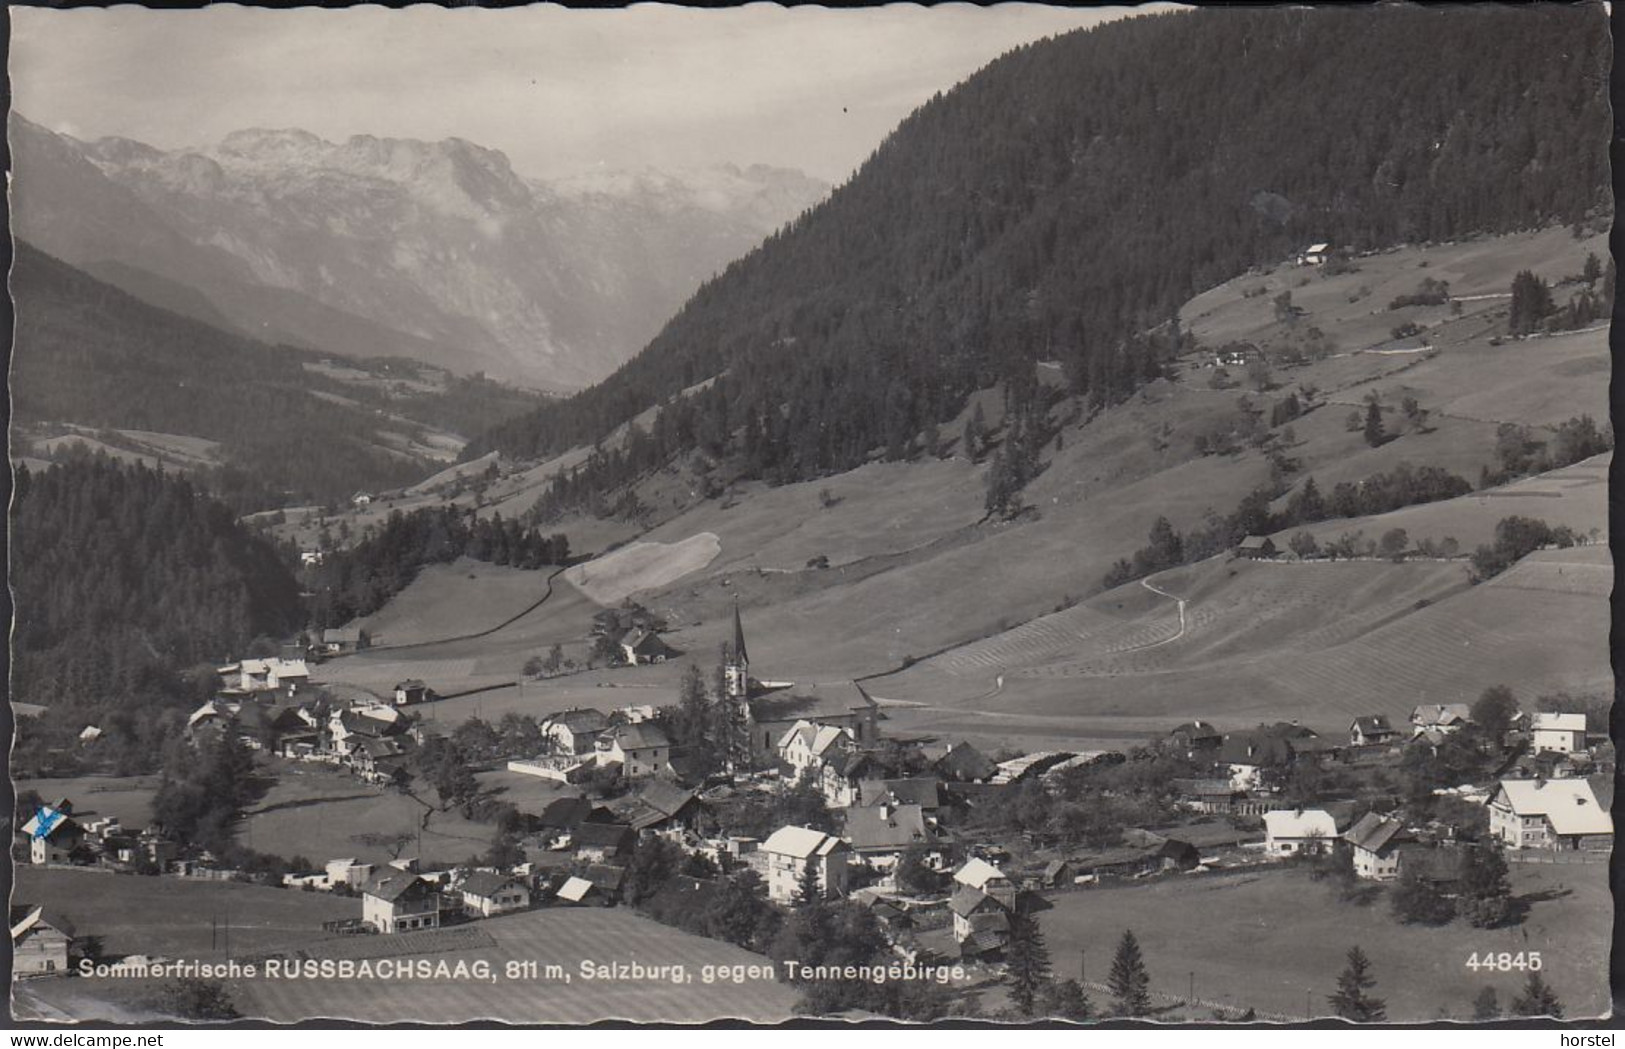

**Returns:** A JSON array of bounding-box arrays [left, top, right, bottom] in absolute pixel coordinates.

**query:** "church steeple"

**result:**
[[725, 598, 750, 702]]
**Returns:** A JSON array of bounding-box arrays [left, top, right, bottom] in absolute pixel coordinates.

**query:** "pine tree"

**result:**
[[1005, 908, 1052, 1016], [1510, 972, 1563, 1018], [1363, 401, 1386, 448], [1108, 929, 1153, 1017], [1509, 270, 1556, 335], [1328, 946, 1387, 1022], [1458, 844, 1514, 928], [794, 856, 825, 909]]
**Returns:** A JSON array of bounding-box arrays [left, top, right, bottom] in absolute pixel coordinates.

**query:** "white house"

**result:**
[[326, 858, 375, 888], [238, 658, 310, 694], [1298, 242, 1330, 266], [1529, 713, 1587, 755], [21, 805, 84, 865], [595, 723, 670, 779], [952, 857, 1016, 910], [949, 886, 1009, 956], [759, 826, 850, 904], [1488, 778, 1611, 850], [543, 709, 609, 755], [1410, 704, 1471, 737], [1263, 808, 1337, 856], [1342, 813, 1408, 880], [361, 872, 441, 933], [456, 871, 530, 917], [10, 906, 72, 976], [777, 720, 855, 776]]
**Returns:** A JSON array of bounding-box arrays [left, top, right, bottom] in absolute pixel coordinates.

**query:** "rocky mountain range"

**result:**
[[9, 115, 828, 389]]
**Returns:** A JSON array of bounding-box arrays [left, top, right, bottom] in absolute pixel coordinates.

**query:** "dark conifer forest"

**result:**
[[10, 457, 304, 718], [464, 6, 1609, 513]]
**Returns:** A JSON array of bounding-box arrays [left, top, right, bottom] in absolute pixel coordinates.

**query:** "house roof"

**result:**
[[1494, 779, 1611, 836], [599, 722, 670, 751], [1343, 813, 1406, 854], [361, 872, 430, 903], [935, 742, 998, 783], [9, 904, 74, 942], [556, 876, 595, 902], [573, 822, 635, 851], [762, 825, 846, 859], [1411, 704, 1471, 727], [637, 780, 699, 819], [395, 679, 428, 692], [1238, 535, 1274, 549], [1350, 715, 1394, 735], [1170, 720, 1223, 742], [324, 626, 365, 643], [459, 871, 523, 898], [20, 806, 78, 841], [537, 796, 596, 830], [948, 886, 997, 918], [952, 857, 1008, 890], [1263, 809, 1337, 839], [1531, 713, 1586, 733], [749, 681, 877, 723], [732, 600, 750, 664], [1305, 242, 1330, 253], [843, 804, 936, 852], [860, 778, 943, 809], [584, 864, 628, 892], [548, 708, 609, 734]]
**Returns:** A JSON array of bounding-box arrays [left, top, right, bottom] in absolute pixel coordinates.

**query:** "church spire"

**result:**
[[732, 597, 749, 666]]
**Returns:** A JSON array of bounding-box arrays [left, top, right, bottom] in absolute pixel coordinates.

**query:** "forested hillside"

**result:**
[[11, 458, 303, 762], [466, 6, 1608, 508]]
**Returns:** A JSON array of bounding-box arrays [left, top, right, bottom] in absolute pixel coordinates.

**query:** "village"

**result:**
[[13, 595, 1612, 1020]]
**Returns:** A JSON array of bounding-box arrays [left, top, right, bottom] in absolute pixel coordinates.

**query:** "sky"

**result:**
[[9, 4, 1163, 183]]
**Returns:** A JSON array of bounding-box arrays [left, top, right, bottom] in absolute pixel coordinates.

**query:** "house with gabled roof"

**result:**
[[361, 872, 441, 934], [322, 626, 370, 655], [543, 708, 610, 755], [819, 748, 875, 809], [779, 719, 856, 776], [10, 905, 73, 976], [934, 741, 998, 784], [456, 871, 530, 917], [595, 722, 671, 779], [1236, 535, 1277, 559], [1488, 778, 1611, 850], [858, 777, 945, 813], [1263, 808, 1337, 856], [1530, 713, 1587, 755], [610, 781, 707, 836], [1349, 715, 1399, 748], [759, 826, 850, 904], [393, 680, 433, 706], [1342, 813, 1410, 880], [1410, 704, 1472, 736], [21, 804, 84, 866], [573, 822, 636, 864], [1168, 721, 1224, 759], [952, 857, 1015, 910], [842, 802, 949, 870], [619, 626, 678, 665]]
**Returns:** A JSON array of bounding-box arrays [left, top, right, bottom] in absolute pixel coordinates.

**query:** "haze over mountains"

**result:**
[[10, 115, 829, 389]]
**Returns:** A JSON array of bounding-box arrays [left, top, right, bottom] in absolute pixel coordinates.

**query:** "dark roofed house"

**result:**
[[843, 803, 948, 868], [612, 781, 707, 835], [573, 822, 636, 863], [619, 627, 679, 665], [323, 626, 370, 655], [1349, 715, 1399, 747], [544, 708, 611, 755], [1343, 812, 1411, 880], [1169, 721, 1224, 759], [361, 872, 440, 934], [595, 722, 671, 780], [393, 680, 433, 706], [1154, 839, 1201, 872], [1172, 778, 1243, 813], [859, 778, 945, 812], [746, 680, 881, 762], [1236, 535, 1277, 559], [537, 796, 614, 834], [584, 863, 630, 901], [934, 742, 998, 784]]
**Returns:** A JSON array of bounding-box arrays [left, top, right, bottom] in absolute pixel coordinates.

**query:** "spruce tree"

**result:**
[[1005, 908, 1052, 1016], [1363, 401, 1386, 448], [1510, 972, 1563, 1018], [795, 856, 825, 909], [1328, 946, 1387, 1022], [1108, 929, 1153, 1017], [1458, 844, 1514, 928]]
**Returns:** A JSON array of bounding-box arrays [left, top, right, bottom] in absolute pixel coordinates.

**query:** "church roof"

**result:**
[[749, 681, 876, 723], [733, 600, 750, 664]]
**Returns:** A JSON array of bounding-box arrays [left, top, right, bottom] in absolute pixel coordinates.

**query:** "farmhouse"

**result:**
[[1168, 721, 1224, 759], [818, 749, 875, 808], [543, 708, 610, 755], [361, 872, 442, 934], [1349, 715, 1399, 747], [236, 657, 311, 694], [610, 781, 708, 836], [456, 871, 531, 917], [758, 826, 850, 904], [949, 887, 1009, 957], [952, 857, 1016, 910], [1298, 242, 1330, 266], [21, 804, 84, 865], [534, 796, 616, 846], [595, 722, 671, 779], [352, 491, 373, 508], [1487, 778, 1611, 850], [1342, 813, 1410, 880], [1217, 724, 1311, 791], [1263, 808, 1337, 856], [1235, 535, 1277, 559], [10, 905, 73, 976], [842, 803, 948, 870], [933, 741, 999, 784], [857, 778, 945, 814], [1410, 704, 1472, 736], [1530, 713, 1587, 754], [393, 680, 434, 706], [1172, 778, 1245, 813], [322, 626, 370, 655], [618, 626, 677, 665], [573, 822, 636, 863]]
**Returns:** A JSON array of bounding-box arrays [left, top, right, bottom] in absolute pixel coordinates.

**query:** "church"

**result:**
[[722, 601, 881, 767]]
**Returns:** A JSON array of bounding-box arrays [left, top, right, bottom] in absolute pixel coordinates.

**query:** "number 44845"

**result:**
[[1465, 951, 1542, 973]]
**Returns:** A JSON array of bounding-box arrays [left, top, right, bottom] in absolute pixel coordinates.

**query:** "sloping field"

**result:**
[[353, 558, 559, 648], [14, 774, 161, 828], [230, 908, 801, 1024], [1281, 453, 1609, 553], [1040, 864, 1608, 1022], [12, 866, 355, 959], [563, 532, 722, 605]]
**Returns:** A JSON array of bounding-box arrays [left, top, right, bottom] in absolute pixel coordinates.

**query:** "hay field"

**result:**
[[564, 532, 723, 605]]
